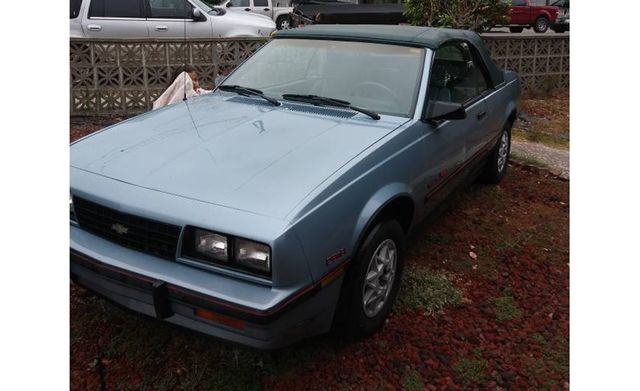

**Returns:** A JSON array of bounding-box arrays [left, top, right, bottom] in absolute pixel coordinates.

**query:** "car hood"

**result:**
[[71, 94, 408, 220], [219, 8, 276, 31]]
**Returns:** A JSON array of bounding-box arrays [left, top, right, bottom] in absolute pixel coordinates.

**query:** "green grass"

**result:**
[[402, 367, 424, 391], [453, 357, 487, 386], [491, 295, 522, 323], [512, 128, 569, 149], [510, 151, 549, 168], [550, 337, 570, 377], [397, 267, 463, 313]]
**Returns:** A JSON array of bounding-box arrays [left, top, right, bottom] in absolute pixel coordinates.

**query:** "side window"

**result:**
[[148, 0, 193, 19], [469, 48, 491, 93], [89, 0, 143, 18], [511, 0, 527, 6], [429, 42, 489, 104], [254, 0, 269, 6], [228, 0, 250, 7], [71, 0, 82, 19]]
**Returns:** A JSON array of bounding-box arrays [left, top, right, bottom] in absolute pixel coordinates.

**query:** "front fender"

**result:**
[[288, 179, 413, 283], [351, 182, 413, 251]]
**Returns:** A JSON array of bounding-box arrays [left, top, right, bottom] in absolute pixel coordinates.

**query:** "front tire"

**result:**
[[509, 26, 524, 33], [276, 15, 291, 30], [481, 121, 512, 184], [335, 220, 405, 339], [533, 16, 550, 33]]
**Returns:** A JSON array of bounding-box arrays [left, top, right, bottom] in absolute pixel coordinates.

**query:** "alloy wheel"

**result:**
[[497, 131, 510, 173], [362, 239, 397, 318]]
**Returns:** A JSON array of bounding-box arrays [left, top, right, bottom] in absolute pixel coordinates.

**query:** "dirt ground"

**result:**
[[513, 91, 570, 149], [70, 111, 569, 390]]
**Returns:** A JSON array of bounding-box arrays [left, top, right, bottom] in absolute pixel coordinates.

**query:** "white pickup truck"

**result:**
[[221, 0, 293, 30], [70, 0, 276, 39]]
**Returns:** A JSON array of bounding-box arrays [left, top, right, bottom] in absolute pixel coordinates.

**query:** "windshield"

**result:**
[[192, 0, 214, 11], [221, 39, 425, 117]]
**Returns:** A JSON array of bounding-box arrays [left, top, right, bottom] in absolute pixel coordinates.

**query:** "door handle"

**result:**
[[264, 8, 270, 11], [244, 7, 251, 11], [155, 26, 168, 31], [477, 111, 487, 120], [87, 24, 102, 31]]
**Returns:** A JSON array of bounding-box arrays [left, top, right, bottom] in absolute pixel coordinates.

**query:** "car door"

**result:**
[[146, 0, 213, 38], [250, 0, 272, 18], [463, 44, 495, 159], [509, 0, 530, 24], [83, 0, 149, 38], [415, 43, 489, 216]]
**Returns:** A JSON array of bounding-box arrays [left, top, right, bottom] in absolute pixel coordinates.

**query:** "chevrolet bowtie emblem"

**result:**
[[111, 223, 129, 235]]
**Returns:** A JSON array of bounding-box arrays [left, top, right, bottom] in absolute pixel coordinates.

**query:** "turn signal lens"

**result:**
[[194, 308, 245, 330]]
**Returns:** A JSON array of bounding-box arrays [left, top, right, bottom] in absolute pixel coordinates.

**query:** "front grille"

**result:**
[[73, 197, 181, 260]]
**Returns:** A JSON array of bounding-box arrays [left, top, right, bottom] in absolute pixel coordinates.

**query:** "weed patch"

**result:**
[[454, 356, 487, 386], [402, 367, 424, 391], [491, 295, 522, 323], [397, 267, 463, 313]]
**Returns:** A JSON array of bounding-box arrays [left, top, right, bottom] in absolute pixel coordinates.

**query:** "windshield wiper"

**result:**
[[218, 85, 281, 106], [281, 94, 380, 120]]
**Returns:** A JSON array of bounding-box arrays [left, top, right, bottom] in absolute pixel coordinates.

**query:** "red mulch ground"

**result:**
[[70, 120, 569, 390]]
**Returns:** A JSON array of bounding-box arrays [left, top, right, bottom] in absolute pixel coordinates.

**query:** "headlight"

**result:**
[[194, 229, 229, 262], [235, 238, 270, 273], [182, 227, 271, 277], [70, 195, 77, 223]]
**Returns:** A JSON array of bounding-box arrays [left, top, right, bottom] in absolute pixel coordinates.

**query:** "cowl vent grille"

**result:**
[[281, 103, 356, 119]]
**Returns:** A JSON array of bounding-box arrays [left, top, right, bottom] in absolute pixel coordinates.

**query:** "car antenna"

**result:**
[[180, 3, 203, 141], [182, 1, 187, 101]]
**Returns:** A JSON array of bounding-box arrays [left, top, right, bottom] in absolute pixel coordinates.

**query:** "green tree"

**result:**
[[404, 0, 511, 32]]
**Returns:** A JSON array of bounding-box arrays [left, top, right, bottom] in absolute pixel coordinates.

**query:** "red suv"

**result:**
[[506, 0, 560, 33]]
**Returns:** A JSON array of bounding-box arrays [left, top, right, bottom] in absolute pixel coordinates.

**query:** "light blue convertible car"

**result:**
[[70, 25, 520, 349]]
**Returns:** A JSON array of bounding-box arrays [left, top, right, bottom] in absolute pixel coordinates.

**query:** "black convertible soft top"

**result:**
[[274, 25, 504, 87]]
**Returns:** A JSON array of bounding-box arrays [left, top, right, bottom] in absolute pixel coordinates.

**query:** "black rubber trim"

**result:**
[[152, 280, 173, 319], [70, 249, 343, 325]]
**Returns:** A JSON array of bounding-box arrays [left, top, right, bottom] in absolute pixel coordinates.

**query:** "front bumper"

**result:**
[[70, 227, 344, 349]]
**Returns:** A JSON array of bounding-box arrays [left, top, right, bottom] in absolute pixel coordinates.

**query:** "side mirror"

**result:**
[[192, 8, 206, 21], [424, 100, 466, 121]]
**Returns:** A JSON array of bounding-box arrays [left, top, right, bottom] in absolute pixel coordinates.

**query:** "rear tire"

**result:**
[[533, 16, 550, 33], [334, 220, 405, 339], [481, 121, 512, 184], [509, 26, 524, 33]]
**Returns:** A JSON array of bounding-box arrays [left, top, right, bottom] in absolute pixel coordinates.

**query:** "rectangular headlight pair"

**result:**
[[183, 227, 271, 277]]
